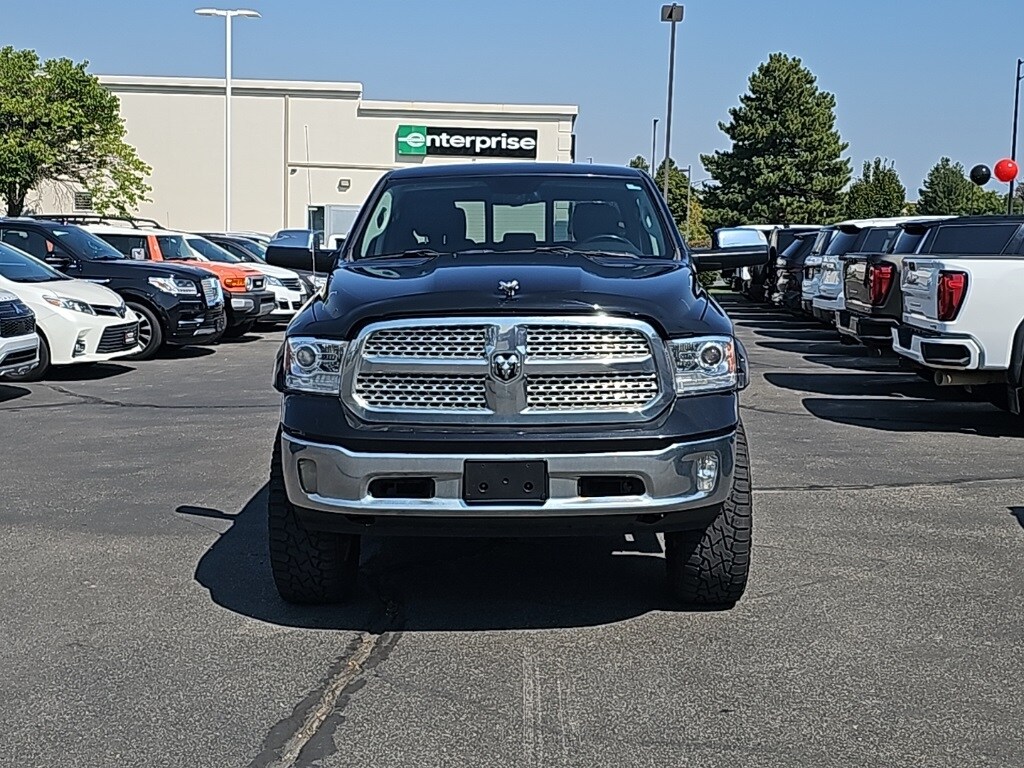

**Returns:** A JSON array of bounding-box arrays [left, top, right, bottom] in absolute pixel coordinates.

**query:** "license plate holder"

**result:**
[[463, 460, 548, 505]]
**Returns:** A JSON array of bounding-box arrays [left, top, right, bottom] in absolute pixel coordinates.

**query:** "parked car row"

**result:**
[[736, 215, 1024, 416], [0, 216, 324, 381]]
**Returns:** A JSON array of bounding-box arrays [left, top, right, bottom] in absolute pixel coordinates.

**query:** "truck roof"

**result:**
[[386, 162, 646, 180]]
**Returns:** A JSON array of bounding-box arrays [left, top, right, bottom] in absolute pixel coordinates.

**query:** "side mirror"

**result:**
[[689, 244, 769, 273]]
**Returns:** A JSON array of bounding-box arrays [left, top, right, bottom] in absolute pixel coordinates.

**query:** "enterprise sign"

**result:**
[[396, 125, 538, 159]]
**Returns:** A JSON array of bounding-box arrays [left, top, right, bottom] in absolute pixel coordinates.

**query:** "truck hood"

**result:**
[[296, 253, 731, 339], [76, 258, 217, 281]]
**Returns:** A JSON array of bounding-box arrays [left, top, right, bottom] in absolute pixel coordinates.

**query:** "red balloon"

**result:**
[[994, 158, 1019, 183]]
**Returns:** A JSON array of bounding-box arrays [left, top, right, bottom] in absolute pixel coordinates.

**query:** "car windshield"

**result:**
[[155, 235, 198, 261], [354, 174, 674, 259], [187, 237, 241, 264], [232, 238, 267, 259], [717, 229, 768, 248], [51, 226, 126, 261], [0, 242, 69, 282]]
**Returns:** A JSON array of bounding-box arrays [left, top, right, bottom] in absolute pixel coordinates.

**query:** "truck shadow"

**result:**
[[0, 383, 31, 404], [800, 396, 1024, 437], [765, 371, 977, 401], [182, 489, 681, 632], [45, 363, 135, 381]]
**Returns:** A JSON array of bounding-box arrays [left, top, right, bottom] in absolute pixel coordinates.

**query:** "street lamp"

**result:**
[[1010, 58, 1023, 214], [650, 118, 659, 178], [660, 4, 683, 201], [195, 7, 261, 230]]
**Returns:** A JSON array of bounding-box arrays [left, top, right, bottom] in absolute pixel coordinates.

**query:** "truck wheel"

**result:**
[[124, 303, 163, 360], [268, 434, 360, 604], [665, 421, 752, 608]]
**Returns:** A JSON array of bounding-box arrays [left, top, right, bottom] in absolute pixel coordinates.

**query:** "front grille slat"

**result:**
[[279, 277, 302, 291], [526, 373, 659, 410], [526, 326, 651, 359], [355, 374, 489, 410], [362, 326, 488, 359], [0, 316, 36, 338], [201, 278, 222, 306]]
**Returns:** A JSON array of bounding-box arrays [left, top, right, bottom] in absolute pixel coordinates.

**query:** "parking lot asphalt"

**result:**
[[2, 295, 1023, 768]]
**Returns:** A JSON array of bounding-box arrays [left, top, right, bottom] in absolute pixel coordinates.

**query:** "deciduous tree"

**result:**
[[0, 46, 150, 216], [844, 158, 906, 219]]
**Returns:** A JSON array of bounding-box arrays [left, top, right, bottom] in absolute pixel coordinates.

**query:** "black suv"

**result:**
[[269, 163, 765, 608], [0, 219, 225, 359]]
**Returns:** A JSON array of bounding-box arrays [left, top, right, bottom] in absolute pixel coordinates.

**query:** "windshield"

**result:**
[[232, 238, 267, 260], [155, 235, 197, 261], [187, 237, 241, 264], [353, 174, 674, 259], [51, 226, 126, 261], [716, 229, 768, 248], [0, 242, 68, 282]]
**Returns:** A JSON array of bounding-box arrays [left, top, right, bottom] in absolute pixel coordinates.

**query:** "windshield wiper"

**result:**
[[362, 248, 446, 260]]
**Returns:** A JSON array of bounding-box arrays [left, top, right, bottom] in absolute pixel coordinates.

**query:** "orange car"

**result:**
[[88, 225, 275, 337]]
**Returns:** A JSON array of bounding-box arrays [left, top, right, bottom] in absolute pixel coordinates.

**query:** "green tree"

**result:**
[[0, 46, 150, 216], [844, 158, 906, 219], [628, 155, 649, 173], [652, 158, 710, 247], [917, 157, 1006, 216], [700, 53, 850, 230]]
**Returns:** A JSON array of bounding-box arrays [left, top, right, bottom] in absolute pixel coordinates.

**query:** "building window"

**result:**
[[73, 191, 94, 211]]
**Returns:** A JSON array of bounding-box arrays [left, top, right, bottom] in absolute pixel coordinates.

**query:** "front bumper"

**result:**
[[167, 303, 226, 343], [227, 290, 275, 324], [891, 325, 984, 370], [0, 335, 39, 376], [268, 287, 307, 320], [281, 430, 736, 524]]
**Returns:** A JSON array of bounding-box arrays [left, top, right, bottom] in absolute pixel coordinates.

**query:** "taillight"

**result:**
[[868, 263, 894, 305], [937, 271, 968, 321]]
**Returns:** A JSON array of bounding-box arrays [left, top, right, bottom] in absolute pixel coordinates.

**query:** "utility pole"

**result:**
[[1010, 58, 1023, 215], [660, 4, 683, 200]]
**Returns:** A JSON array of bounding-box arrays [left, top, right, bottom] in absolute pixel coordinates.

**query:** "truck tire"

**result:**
[[665, 421, 752, 608], [4, 334, 50, 382], [124, 302, 163, 360], [268, 434, 360, 604]]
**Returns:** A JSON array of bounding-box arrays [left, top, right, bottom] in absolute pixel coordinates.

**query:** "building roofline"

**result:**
[[97, 76, 578, 119]]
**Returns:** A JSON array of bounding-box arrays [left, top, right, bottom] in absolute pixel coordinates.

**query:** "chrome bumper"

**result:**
[[280, 431, 736, 518]]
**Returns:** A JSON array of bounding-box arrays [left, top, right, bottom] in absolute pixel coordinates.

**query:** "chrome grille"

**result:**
[[201, 278, 222, 306], [354, 374, 488, 410], [279, 277, 303, 291], [526, 373, 659, 410], [362, 326, 488, 359], [344, 317, 672, 425], [526, 326, 650, 359]]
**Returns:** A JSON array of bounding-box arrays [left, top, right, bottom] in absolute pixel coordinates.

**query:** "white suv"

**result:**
[[0, 289, 40, 378]]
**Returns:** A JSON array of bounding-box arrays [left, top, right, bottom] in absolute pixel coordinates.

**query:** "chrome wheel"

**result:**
[[136, 314, 154, 352]]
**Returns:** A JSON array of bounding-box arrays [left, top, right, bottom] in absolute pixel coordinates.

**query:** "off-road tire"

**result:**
[[268, 434, 360, 604], [665, 421, 752, 608]]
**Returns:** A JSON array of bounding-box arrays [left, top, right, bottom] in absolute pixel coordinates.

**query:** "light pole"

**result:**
[[1010, 58, 1024, 214], [195, 7, 261, 231], [660, 4, 683, 200], [683, 164, 692, 240], [650, 118, 659, 178]]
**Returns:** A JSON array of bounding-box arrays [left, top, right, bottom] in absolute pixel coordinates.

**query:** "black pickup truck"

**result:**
[[0, 219, 225, 359], [837, 217, 948, 349], [269, 163, 764, 608]]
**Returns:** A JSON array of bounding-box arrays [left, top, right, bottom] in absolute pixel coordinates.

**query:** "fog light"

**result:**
[[695, 453, 719, 493], [73, 338, 87, 357], [297, 459, 318, 494], [231, 298, 255, 311]]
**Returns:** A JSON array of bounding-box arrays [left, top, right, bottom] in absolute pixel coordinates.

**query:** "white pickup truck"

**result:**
[[892, 216, 1024, 413]]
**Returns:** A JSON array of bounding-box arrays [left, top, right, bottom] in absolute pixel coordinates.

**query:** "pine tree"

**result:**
[[844, 158, 906, 219], [628, 156, 650, 173], [918, 158, 1003, 215], [652, 159, 710, 247], [700, 53, 850, 230]]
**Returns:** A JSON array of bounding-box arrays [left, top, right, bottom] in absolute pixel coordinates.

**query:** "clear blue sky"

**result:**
[[5, 0, 1023, 198]]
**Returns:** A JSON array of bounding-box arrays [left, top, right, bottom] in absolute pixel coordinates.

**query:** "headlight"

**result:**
[[284, 337, 347, 395], [42, 294, 96, 314], [266, 276, 284, 288], [148, 276, 199, 296], [667, 336, 738, 395]]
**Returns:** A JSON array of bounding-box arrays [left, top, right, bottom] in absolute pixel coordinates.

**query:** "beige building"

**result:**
[[38, 75, 578, 235]]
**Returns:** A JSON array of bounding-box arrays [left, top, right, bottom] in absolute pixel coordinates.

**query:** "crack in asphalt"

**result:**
[[0, 384, 277, 411], [755, 474, 1024, 493]]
